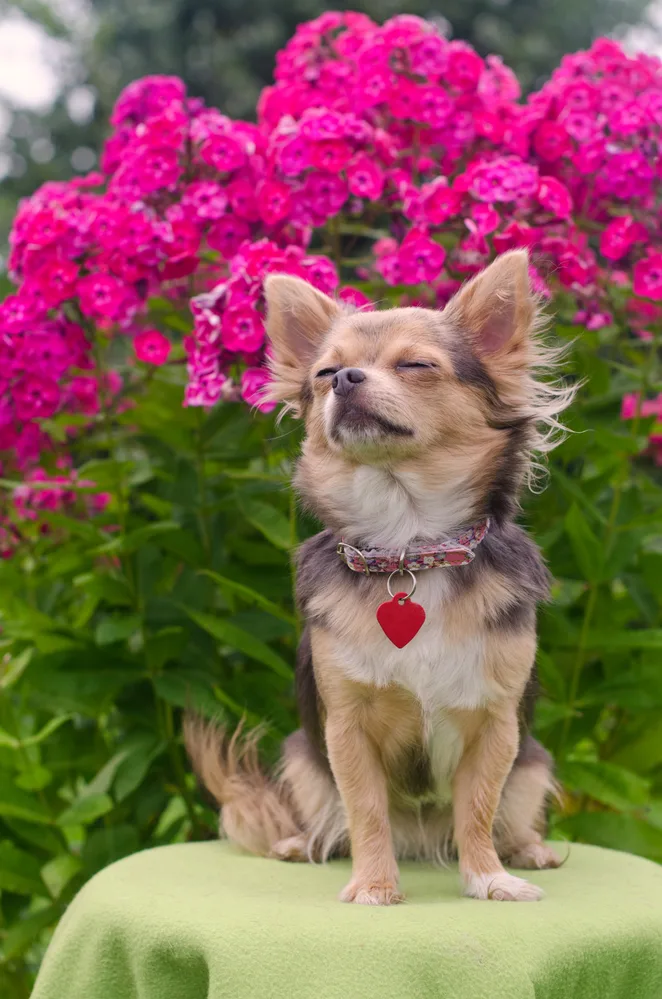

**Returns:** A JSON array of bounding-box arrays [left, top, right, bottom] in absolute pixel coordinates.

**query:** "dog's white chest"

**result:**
[[330, 573, 492, 713], [340, 618, 490, 712]]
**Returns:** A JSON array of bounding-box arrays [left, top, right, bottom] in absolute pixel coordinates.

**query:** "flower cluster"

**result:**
[[1, 13, 661, 542]]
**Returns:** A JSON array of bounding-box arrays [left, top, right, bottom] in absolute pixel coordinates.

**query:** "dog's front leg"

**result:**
[[325, 706, 402, 906], [452, 704, 543, 901]]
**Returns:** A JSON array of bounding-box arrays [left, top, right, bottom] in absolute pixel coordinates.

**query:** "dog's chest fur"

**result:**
[[327, 575, 493, 714]]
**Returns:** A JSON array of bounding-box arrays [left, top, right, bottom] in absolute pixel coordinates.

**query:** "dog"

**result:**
[[186, 249, 576, 905]]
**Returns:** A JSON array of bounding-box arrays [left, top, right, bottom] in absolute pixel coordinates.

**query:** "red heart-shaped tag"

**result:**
[[376, 592, 426, 648]]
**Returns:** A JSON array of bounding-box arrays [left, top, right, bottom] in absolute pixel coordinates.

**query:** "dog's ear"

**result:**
[[264, 274, 340, 413], [444, 249, 536, 360]]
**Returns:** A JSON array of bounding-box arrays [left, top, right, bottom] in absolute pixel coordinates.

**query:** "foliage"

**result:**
[[1, 12, 662, 996]]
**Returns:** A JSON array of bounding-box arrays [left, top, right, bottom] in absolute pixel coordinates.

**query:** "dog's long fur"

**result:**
[[186, 250, 575, 904]]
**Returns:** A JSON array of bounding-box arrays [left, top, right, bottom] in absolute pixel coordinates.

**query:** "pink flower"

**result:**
[[446, 42, 483, 92], [208, 217, 251, 258], [634, 254, 662, 300], [13, 376, 60, 420], [533, 122, 571, 161], [241, 367, 275, 413], [420, 179, 462, 224], [538, 176, 573, 218], [134, 329, 172, 365], [256, 180, 292, 226], [470, 203, 500, 234], [77, 272, 137, 323], [470, 157, 538, 203], [222, 306, 264, 353], [302, 255, 339, 294], [600, 216, 647, 261], [181, 181, 228, 222], [227, 179, 260, 222], [199, 134, 246, 173], [276, 135, 312, 176], [398, 234, 446, 284], [30, 257, 79, 307], [310, 139, 353, 173], [621, 393, 662, 420], [346, 155, 384, 200], [338, 286, 374, 309]]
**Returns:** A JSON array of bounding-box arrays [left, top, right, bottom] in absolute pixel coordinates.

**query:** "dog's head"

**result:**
[[264, 251, 573, 537]]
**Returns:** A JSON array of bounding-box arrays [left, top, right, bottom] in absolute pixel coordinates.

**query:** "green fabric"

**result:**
[[33, 841, 662, 999]]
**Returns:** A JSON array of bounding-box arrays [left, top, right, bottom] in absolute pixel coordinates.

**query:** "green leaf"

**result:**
[[0, 647, 32, 689], [21, 714, 73, 748], [564, 504, 603, 582], [613, 720, 662, 773], [556, 812, 662, 861], [183, 608, 293, 679], [15, 765, 53, 791], [2, 903, 60, 960], [85, 749, 132, 797], [2, 818, 63, 855], [57, 793, 114, 827], [0, 840, 47, 896], [560, 760, 650, 811], [113, 735, 165, 802], [82, 825, 140, 875], [0, 775, 52, 825], [95, 614, 142, 645], [200, 570, 296, 624], [154, 673, 228, 720], [93, 521, 180, 555], [536, 649, 566, 701], [41, 853, 82, 898], [582, 630, 662, 650], [241, 499, 291, 550]]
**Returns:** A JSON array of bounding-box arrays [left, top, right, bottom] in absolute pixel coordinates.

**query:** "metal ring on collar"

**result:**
[[336, 541, 370, 575], [387, 567, 417, 600]]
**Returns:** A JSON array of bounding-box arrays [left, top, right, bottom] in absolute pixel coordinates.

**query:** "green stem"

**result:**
[[195, 410, 212, 566], [328, 215, 343, 273], [157, 694, 203, 837]]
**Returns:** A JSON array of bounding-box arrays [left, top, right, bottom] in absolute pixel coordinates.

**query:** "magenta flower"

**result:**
[[256, 180, 292, 226], [634, 254, 662, 301], [134, 330, 172, 366], [13, 376, 61, 421], [398, 235, 446, 284], [346, 155, 384, 200], [600, 216, 647, 262], [241, 368, 275, 413], [78, 272, 137, 323], [222, 306, 265, 353], [208, 217, 251, 258], [538, 177, 573, 218]]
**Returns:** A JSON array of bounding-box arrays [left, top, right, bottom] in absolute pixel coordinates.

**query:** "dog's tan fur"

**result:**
[[186, 250, 573, 904]]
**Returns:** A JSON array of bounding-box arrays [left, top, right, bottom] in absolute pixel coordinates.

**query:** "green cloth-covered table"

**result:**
[[32, 840, 662, 999]]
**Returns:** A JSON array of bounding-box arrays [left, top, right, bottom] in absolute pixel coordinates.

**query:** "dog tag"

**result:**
[[376, 592, 426, 648]]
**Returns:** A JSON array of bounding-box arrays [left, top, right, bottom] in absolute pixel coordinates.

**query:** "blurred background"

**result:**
[[1, 0, 661, 265]]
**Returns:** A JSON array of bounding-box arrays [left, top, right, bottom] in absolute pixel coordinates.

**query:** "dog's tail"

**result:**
[[183, 716, 301, 856]]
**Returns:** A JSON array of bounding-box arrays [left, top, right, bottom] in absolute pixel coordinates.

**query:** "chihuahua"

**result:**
[[186, 249, 575, 905]]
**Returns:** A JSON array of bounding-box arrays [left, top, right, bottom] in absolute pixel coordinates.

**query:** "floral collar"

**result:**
[[336, 518, 490, 575]]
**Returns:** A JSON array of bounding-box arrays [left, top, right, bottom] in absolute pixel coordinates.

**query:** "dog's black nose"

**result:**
[[332, 367, 366, 397]]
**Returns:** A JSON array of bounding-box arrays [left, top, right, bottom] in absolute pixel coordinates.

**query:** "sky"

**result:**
[[0, 1, 661, 115]]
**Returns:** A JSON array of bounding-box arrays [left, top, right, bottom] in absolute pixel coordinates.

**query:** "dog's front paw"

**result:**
[[464, 871, 543, 901], [508, 843, 561, 870], [340, 879, 404, 906]]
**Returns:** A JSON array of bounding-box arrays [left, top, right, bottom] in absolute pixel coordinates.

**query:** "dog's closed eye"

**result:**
[[316, 366, 341, 378], [396, 361, 436, 370]]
